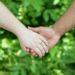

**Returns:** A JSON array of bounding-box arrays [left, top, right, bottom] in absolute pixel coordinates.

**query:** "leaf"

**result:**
[[53, 0, 60, 5], [50, 10, 59, 21], [31, 0, 43, 12], [23, 0, 31, 7], [0, 71, 9, 75], [43, 10, 49, 22], [21, 69, 26, 75], [10, 71, 19, 75]]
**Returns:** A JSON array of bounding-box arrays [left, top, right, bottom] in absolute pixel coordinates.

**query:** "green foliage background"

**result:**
[[0, 0, 75, 75]]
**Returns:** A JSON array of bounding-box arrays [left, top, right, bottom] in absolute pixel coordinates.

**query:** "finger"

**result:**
[[29, 50, 36, 56], [33, 48, 43, 58], [40, 42, 48, 53], [22, 47, 31, 54], [28, 37, 44, 57], [26, 47, 30, 52], [30, 42, 37, 53], [26, 48, 37, 56], [32, 52, 37, 56], [39, 35, 48, 47], [38, 36, 49, 53], [21, 45, 30, 53], [33, 39, 45, 56], [25, 44, 35, 55], [28, 27, 40, 33], [37, 44, 45, 56], [31, 50, 37, 56], [30, 49, 34, 53]]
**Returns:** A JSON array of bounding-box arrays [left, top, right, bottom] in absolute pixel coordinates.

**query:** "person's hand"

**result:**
[[17, 28, 48, 57], [29, 27, 61, 48]]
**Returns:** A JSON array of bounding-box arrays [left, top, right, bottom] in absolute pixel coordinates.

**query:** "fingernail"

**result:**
[[26, 49, 29, 52]]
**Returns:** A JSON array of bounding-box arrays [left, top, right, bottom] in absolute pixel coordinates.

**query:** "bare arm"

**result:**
[[0, 1, 27, 36], [0, 2, 48, 57], [53, 0, 75, 36], [29, 0, 75, 48]]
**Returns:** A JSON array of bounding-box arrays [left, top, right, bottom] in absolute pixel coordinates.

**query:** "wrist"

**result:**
[[14, 24, 28, 37], [52, 24, 64, 37], [51, 26, 62, 38]]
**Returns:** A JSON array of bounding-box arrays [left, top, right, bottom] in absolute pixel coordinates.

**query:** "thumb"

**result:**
[[28, 27, 40, 33]]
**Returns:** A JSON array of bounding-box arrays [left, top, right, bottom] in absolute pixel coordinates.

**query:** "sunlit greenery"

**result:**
[[0, 0, 75, 75]]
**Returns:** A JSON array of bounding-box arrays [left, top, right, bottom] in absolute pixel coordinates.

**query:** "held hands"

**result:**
[[17, 28, 48, 57], [17, 26, 61, 57], [29, 27, 61, 48]]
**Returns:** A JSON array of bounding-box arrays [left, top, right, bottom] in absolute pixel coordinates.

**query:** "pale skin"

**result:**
[[0, 2, 49, 57], [1, 0, 75, 57], [29, 0, 75, 50]]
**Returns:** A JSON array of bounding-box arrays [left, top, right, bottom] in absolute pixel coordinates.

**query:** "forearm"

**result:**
[[52, 0, 75, 36], [0, 2, 27, 36]]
